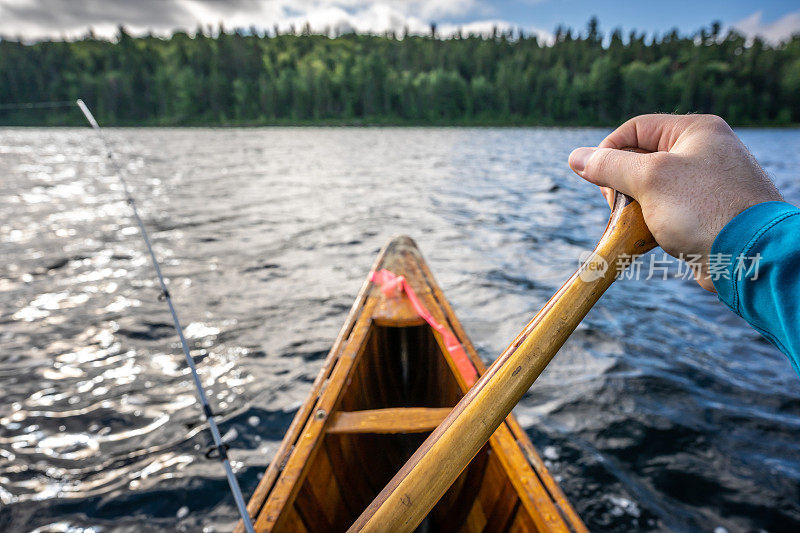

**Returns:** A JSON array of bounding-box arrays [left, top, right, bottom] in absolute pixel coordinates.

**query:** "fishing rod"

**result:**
[[75, 99, 256, 533]]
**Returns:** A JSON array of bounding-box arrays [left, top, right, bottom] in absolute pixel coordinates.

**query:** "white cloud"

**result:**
[[732, 10, 800, 44], [437, 19, 553, 44], [0, 0, 551, 42]]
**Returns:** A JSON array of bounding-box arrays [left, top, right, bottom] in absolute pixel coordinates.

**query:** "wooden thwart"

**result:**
[[327, 408, 452, 434]]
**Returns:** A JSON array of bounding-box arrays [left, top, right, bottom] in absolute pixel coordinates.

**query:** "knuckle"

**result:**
[[700, 114, 732, 133]]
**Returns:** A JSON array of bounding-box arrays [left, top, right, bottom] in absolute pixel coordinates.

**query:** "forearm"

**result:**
[[712, 201, 800, 373]]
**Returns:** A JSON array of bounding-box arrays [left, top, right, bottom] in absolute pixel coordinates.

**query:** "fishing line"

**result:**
[[75, 99, 256, 533]]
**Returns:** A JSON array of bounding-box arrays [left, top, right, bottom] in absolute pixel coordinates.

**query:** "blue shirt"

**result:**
[[712, 201, 800, 375]]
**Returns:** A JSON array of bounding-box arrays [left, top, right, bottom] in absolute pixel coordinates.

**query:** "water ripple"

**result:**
[[0, 127, 799, 532]]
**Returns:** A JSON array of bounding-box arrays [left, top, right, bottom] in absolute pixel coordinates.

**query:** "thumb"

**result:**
[[568, 147, 648, 198]]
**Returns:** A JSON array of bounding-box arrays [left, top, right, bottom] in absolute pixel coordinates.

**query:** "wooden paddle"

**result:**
[[348, 191, 656, 532]]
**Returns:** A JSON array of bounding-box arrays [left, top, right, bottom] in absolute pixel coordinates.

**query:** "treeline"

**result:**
[[1, 18, 800, 126]]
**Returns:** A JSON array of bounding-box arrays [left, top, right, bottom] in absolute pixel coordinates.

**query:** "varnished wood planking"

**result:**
[[510, 504, 540, 533], [433, 445, 489, 531], [484, 480, 523, 533], [323, 435, 369, 522], [299, 444, 348, 529], [283, 506, 309, 533], [296, 480, 334, 531]]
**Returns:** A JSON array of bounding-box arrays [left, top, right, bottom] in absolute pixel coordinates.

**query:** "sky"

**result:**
[[0, 0, 799, 44]]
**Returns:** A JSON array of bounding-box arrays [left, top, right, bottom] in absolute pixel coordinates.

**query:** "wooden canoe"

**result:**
[[238, 236, 587, 533]]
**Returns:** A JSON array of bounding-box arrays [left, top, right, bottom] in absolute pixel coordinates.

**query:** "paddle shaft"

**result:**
[[348, 192, 656, 532]]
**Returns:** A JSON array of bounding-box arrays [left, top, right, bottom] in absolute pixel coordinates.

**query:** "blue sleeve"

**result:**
[[711, 201, 800, 375]]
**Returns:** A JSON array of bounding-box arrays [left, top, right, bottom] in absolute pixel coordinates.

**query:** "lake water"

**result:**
[[1, 127, 799, 532]]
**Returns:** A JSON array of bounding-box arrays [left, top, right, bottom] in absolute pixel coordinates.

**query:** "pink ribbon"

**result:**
[[370, 268, 478, 387]]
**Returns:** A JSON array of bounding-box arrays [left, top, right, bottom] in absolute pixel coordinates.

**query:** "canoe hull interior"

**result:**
[[239, 236, 586, 533]]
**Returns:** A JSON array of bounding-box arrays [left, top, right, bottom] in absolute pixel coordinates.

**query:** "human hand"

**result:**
[[568, 114, 783, 292]]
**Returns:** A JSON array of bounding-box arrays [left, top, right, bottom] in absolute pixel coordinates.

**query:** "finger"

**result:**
[[600, 186, 614, 209], [568, 147, 649, 198], [598, 114, 692, 152]]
